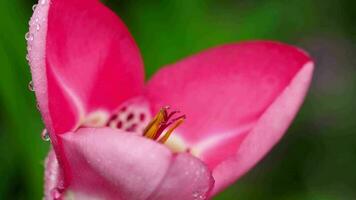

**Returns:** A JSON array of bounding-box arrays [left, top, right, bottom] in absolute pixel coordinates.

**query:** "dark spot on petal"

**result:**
[[139, 113, 146, 121], [126, 124, 137, 132], [109, 114, 118, 121], [120, 106, 127, 112], [116, 121, 123, 129], [126, 113, 134, 121]]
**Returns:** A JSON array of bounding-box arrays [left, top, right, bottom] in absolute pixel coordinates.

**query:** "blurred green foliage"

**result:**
[[0, 0, 355, 199]]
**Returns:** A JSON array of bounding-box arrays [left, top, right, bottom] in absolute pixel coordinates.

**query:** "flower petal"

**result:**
[[211, 62, 314, 195], [28, 0, 144, 136], [147, 153, 214, 200], [145, 41, 313, 193], [60, 128, 214, 200], [44, 149, 64, 200]]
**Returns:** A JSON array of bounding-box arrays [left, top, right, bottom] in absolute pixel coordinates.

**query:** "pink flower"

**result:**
[[27, 0, 314, 199]]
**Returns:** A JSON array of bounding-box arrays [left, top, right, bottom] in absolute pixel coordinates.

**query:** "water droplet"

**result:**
[[198, 194, 206, 199], [36, 24, 40, 31], [192, 192, 200, 199], [28, 81, 34, 91], [192, 191, 206, 200], [25, 32, 34, 41], [41, 0, 47, 5], [25, 32, 29, 40], [41, 129, 50, 141], [36, 103, 40, 110], [51, 187, 64, 200], [26, 54, 30, 61], [32, 4, 37, 11]]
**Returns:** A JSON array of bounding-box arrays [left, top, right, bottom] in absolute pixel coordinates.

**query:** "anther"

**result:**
[[158, 117, 185, 143], [143, 106, 185, 143]]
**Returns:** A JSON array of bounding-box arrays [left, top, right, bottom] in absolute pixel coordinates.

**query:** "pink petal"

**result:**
[[28, 0, 144, 136], [145, 41, 313, 192], [211, 62, 314, 195], [147, 153, 214, 200], [44, 149, 65, 200], [59, 128, 214, 200]]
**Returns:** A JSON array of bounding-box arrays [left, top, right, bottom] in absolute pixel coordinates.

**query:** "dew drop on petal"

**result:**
[[32, 4, 37, 11], [28, 81, 34, 91], [192, 192, 199, 199], [25, 32, 34, 41], [199, 194, 206, 199], [36, 24, 40, 31], [40, 0, 47, 5], [41, 129, 50, 141], [25, 32, 29, 40], [51, 187, 64, 200], [192, 191, 206, 200]]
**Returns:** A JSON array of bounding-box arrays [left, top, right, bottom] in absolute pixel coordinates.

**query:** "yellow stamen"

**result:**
[[143, 108, 166, 139], [143, 107, 185, 144], [158, 118, 184, 143]]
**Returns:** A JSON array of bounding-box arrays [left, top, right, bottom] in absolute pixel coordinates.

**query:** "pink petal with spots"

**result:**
[[57, 128, 214, 200], [145, 41, 313, 194], [28, 0, 144, 137]]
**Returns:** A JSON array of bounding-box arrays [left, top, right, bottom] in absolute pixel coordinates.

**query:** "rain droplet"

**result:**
[[36, 24, 40, 31], [28, 81, 34, 91], [41, 129, 50, 141], [51, 187, 64, 200], [32, 4, 37, 11], [25, 32, 34, 41], [199, 194, 206, 199], [192, 192, 199, 199], [41, 0, 47, 5], [192, 191, 206, 200], [26, 54, 30, 61], [25, 32, 29, 40]]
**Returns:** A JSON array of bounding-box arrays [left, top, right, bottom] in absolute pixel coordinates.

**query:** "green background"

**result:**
[[0, 0, 355, 199]]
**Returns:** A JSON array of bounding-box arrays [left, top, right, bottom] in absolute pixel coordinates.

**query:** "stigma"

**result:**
[[143, 106, 185, 143]]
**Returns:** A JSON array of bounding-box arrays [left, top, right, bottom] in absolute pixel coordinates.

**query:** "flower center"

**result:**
[[105, 98, 152, 134], [143, 106, 185, 143], [81, 98, 185, 145]]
